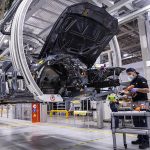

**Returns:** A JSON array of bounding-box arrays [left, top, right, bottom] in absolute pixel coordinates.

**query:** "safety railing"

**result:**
[[49, 110, 69, 119]]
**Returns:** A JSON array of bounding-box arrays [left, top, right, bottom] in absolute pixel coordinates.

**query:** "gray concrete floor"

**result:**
[[0, 117, 148, 150]]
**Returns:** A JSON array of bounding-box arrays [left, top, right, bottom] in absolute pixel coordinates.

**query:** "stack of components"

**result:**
[[107, 93, 147, 111]]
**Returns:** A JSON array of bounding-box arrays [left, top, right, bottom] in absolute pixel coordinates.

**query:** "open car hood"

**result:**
[[39, 2, 118, 67]]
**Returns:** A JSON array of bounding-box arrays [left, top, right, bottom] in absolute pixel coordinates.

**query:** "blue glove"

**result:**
[[130, 88, 138, 93]]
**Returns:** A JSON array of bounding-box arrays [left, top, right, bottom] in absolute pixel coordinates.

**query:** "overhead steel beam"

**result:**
[[125, 3, 134, 11], [121, 43, 140, 51], [122, 24, 139, 35], [123, 24, 136, 30], [40, 8, 60, 16], [60, 0, 76, 5], [38, 24, 53, 37], [47, 0, 66, 11], [99, 0, 114, 7], [25, 0, 47, 21], [31, 16, 53, 24], [53, 0, 69, 7], [107, 0, 135, 13], [117, 30, 135, 37], [91, 0, 102, 7], [25, 23, 44, 30], [118, 5, 150, 24]]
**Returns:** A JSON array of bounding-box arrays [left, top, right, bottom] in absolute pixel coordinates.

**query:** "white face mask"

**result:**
[[128, 75, 135, 81]]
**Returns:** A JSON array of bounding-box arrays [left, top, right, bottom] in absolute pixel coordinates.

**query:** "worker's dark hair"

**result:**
[[126, 68, 139, 74]]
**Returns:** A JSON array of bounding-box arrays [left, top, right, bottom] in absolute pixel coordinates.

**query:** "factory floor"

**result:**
[[0, 117, 148, 150]]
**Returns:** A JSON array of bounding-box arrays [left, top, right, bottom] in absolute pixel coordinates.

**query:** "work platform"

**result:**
[[0, 117, 148, 150]]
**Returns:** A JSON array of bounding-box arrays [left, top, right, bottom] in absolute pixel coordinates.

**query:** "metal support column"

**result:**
[[108, 51, 113, 67], [138, 16, 150, 97], [96, 101, 104, 128], [145, 12, 150, 54], [109, 36, 122, 67], [111, 113, 117, 150], [40, 103, 47, 122]]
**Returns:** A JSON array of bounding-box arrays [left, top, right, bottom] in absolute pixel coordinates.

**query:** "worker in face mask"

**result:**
[[125, 68, 149, 149]]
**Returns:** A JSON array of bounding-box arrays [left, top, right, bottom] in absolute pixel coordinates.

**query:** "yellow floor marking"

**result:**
[[60, 137, 110, 150], [0, 120, 137, 138], [35, 122, 136, 138]]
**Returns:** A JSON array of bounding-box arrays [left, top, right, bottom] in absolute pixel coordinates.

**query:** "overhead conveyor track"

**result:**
[[10, 0, 43, 99], [10, 0, 63, 102]]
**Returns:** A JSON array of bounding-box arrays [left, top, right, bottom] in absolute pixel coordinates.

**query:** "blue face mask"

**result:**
[[128, 75, 135, 81]]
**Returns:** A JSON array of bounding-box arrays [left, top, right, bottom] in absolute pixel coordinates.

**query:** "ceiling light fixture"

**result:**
[[123, 53, 129, 57], [3, 39, 9, 44], [29, 47, 33, 51]]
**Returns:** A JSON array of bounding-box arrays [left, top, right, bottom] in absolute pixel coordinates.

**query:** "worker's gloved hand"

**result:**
[[120, 90, 129, 95], [130, 88, 138, 93]]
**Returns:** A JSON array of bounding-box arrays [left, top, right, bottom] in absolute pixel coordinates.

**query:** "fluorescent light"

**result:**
[[3, 39, 8, 44], [146, 61, 150, 67], [29, 47, 33, 51], [123, 53, 129, 57]]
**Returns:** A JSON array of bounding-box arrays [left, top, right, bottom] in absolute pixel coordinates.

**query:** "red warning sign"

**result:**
[[32, 103, 40, 123], [50, 95, 55, 102]]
